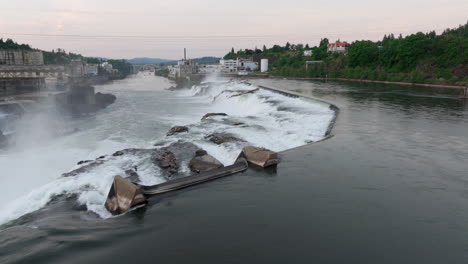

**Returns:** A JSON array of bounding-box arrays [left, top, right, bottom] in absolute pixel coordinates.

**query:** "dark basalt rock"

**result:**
[[151, 141, 201, 178], [205, 133, 245, 145], [201, 113, 228, 120], [113, 151, 124, 157], [232, 122, 245, 126], [95, 92, 116, 108], [154, 150, 179, 178], [166, 126, 189, 136], [77, 160, 92, 165], [189, 150, 224, 173], [125, 169, 140, 183], [63, 160, 105, 177], [63, 148, 153, 178]]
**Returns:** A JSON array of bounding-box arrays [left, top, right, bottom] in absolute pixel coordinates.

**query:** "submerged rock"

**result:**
[[189, 149, 224, 173], [201, 113, 228, 120], [230, 88, 260, 98], [205, 133, 245, 145], [125, 169, 140, 183], [0, 130, 6, 148], [166, 126, 189, 136]]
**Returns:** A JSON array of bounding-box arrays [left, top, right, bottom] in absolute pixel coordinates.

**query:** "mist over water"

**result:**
[[0, 73, 334, 225]]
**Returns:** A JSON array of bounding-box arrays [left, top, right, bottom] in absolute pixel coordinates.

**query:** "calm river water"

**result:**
[[1, 74, 467, 263]]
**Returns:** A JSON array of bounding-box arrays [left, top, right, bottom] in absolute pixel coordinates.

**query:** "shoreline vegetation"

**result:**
[[224, 22, 467, 87]]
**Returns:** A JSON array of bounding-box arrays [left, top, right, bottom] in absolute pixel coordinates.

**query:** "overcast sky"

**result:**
[[0, 0, 466, 59]]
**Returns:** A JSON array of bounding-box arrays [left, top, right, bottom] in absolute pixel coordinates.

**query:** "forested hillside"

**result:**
[[224, 22, 468, 85]]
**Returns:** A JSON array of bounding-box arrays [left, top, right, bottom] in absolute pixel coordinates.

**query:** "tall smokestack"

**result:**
[[184, 48, 186, 61]]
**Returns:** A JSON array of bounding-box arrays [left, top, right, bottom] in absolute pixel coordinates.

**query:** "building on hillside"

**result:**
[[0, 50, 44, 65], [303, 50, 313, 56], [237, 58, 258, 72], [327, 40, 348, 53], [101, 62, 114, 73]]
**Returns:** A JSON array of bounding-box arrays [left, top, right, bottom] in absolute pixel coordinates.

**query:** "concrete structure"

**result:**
[[70, 60, 86, 77], [220, 58, 258, 73], [0, 50, 44, 66], [166, 49, 201, 80], [261, 59, 269, 73], [220, 59, 238, 73], [237, 58, 258, 72], [85, 64, 99, 76], [168, 60, 198, 79], [198, 64, 221, 74], [303, 50, 313, 56], [0, 49, 46, 92]]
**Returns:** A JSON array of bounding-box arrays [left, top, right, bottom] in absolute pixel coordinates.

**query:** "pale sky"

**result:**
[[0, 0, 466, 60]]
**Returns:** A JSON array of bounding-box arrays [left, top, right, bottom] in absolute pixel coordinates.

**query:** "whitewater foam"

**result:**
[[0, 75, 334, 225]]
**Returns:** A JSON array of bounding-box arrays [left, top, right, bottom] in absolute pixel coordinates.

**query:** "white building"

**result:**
[[101, 62, 113, 73], [303, 50, 313, 56], [261, 59, 269, 72], [327, 40, 348, 53], [237, 58, 258, 72], [220, 58, 258, 73], [220, 59, 238, 73]]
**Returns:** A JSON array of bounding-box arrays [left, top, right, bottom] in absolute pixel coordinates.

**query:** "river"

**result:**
[[0, 74, 467, 263]]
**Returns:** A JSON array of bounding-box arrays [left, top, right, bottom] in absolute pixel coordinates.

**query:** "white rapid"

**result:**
[[0, 73, 334, 225]]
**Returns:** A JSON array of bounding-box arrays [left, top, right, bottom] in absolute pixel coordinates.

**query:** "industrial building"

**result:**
[[0, 50, 44, 65], [220, 58, 259, 73]]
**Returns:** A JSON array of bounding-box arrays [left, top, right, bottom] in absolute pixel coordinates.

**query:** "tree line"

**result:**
[[224, 22, 467, 85]]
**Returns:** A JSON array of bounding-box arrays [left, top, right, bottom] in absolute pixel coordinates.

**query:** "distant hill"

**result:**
[[127, 57, 176, 64], [127, 56, 221, 65], [193, 57, 220, 65]]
